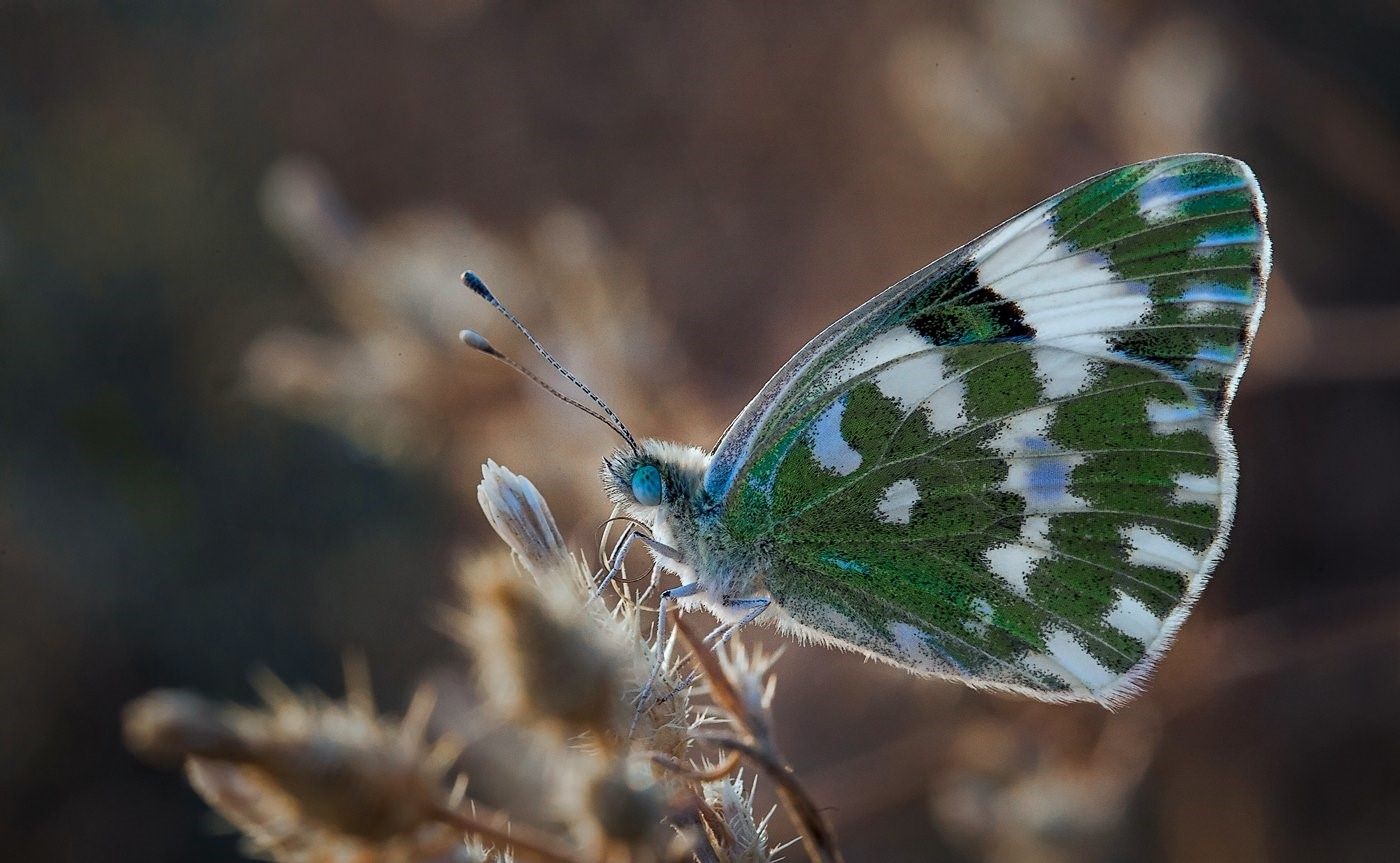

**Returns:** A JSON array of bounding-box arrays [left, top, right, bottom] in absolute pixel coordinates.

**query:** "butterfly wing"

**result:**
[[706, 154, 1269, 705]]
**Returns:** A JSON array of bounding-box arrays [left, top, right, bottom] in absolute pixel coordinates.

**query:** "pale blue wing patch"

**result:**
[[806, 395, 862, 476]]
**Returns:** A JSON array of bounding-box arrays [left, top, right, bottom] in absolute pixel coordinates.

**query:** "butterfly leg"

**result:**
[[592, 524, 640, 598], [703, 597, 772, 645], [655, 597, 773, 705], [631, 579, 703, 735], [595, 526, 681, 598]]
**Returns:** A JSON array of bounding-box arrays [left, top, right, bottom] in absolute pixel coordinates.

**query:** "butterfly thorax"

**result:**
[[602, 439, 770, 608]]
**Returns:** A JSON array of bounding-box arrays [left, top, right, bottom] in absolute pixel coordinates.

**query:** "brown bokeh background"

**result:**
[[3, 2, 1399, 861]]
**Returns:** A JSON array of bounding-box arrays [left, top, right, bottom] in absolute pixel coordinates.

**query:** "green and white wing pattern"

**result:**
[[707, 154, 1269, 705]]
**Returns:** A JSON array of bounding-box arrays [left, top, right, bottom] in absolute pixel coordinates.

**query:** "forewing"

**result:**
[[713, 154, 1268, 704]]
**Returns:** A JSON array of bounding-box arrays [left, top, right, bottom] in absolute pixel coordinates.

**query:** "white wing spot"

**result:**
[[1019, 651, 1088, 696], [799, 606, 865, 643], [1042, 628, 1115, 691], [971, 203, 1055, 277], [1170, 472, 1220, 506], [1016, 281, 1153, 341], [873, 351, 969, 434], [1138, 173, 1247, 223], [1146, 400, 1206, 436], [873, 352, 942, 408], [1030, 346, 1098, 399], [984, 515, 1051, 597], [807, 397, 862, 476], [1105, 590, 1162, 642], [968, 596, 1002, 636], [876, 478, 920, 525], [1123, 524, 1202, 573], [989, 403, 1055, 447], [1003, 453, 1089, 511], [888, 621, 956, 674], [963, 597, 995, 636], [820, 325, 929, 390], [922, 373, 968, 433]]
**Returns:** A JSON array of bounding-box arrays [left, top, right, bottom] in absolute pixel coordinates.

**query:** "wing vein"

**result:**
[[775, 369, 1188, 528]]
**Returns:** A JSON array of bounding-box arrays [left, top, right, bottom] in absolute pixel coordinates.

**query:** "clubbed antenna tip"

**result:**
[[458, 270, 640, 453], [458, 324, 633, 447], [461, 270, 493, 300], [459, 328, 497, 355]]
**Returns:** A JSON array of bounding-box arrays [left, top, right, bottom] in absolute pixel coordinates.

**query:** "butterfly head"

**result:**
[[601, 440, 710, 516], [457, 272, 710, 519]]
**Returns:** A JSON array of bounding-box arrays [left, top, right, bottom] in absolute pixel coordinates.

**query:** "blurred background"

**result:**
[[3, 1, 1399, 860]]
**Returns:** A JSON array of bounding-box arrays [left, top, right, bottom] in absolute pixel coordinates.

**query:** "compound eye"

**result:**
[[631, 465, 663, 506]]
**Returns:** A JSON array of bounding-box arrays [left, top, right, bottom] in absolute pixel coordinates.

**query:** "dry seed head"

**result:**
[[477, 460, 570, 576], [463, 571, 628, 738], [185, 759, 474, 863], [624, 616, 704, 762], [470, 460, 701, 755], [123, 689, 250, 766], [579, 755, 667, 854], [460, 835, 517, 863], [244, 681, 455, 841], [123, 682, 462, 849]]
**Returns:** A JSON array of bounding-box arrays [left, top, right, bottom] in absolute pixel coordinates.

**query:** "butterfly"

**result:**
[[463, 153, 1269, 707]]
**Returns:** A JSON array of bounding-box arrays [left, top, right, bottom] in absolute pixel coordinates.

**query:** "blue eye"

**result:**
[[631, 465, 663, 506]]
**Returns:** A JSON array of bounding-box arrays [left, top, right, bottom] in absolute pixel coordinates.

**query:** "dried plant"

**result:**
[[124, 24, 1396, 858], [125, 460, 834, 863], [123, 679, 538, 863]]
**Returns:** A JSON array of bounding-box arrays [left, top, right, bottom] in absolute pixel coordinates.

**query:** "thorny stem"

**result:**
[[671, 613, 844, 863], [430, 802, 589, 863], [650, 750, 743, 783], [670, 615, 758, 740], [696, 735, 842, 863]]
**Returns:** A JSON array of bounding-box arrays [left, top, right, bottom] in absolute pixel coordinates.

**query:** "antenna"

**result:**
[[460, 271, 639, 452], [459, 329, 636, 448]]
